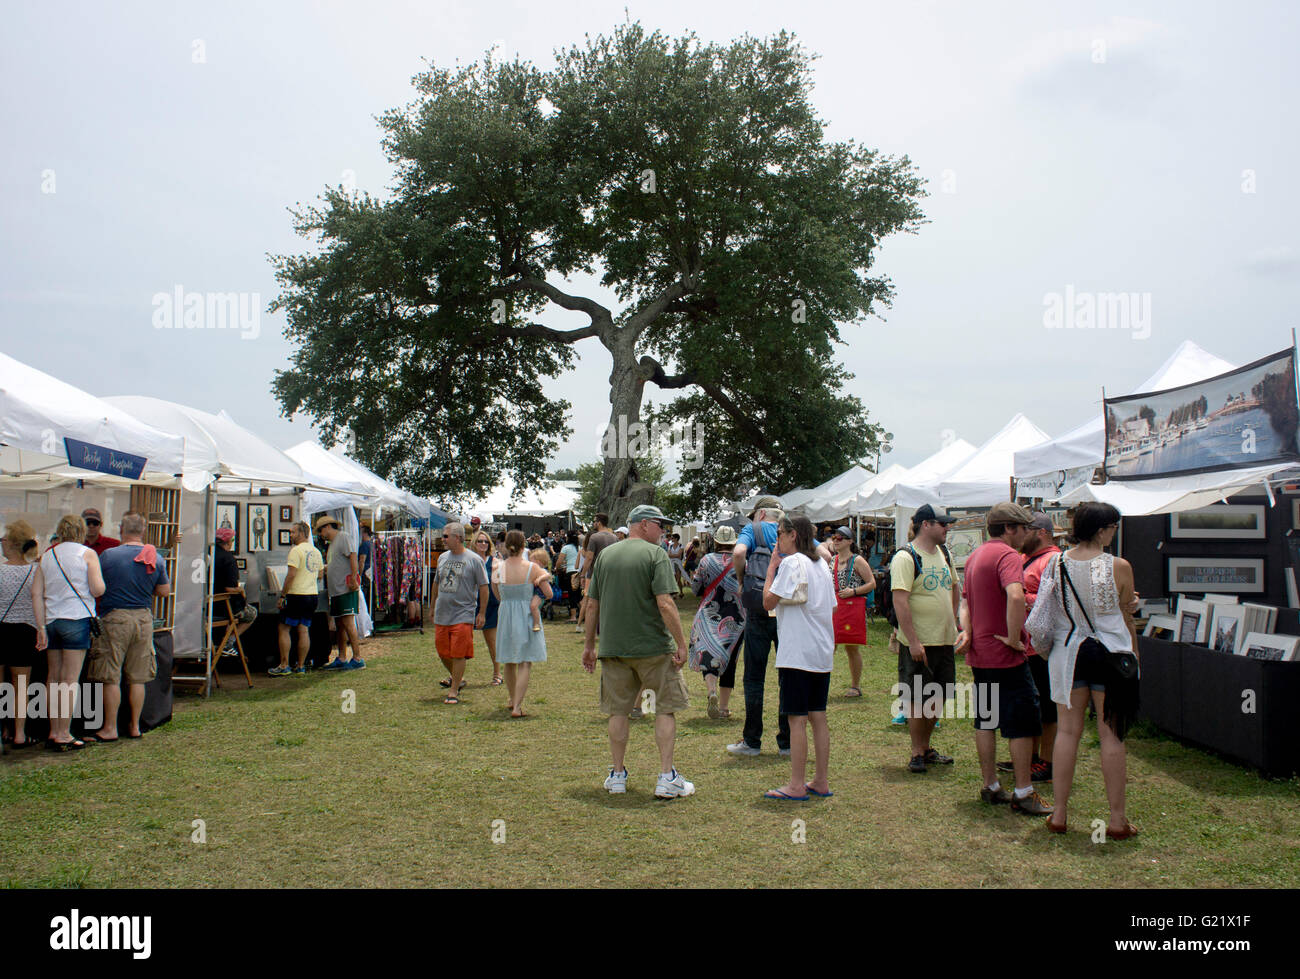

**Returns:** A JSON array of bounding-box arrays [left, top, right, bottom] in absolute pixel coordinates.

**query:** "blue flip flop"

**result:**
[[804, 784, 833, 797], [764, 789, 809, 801]]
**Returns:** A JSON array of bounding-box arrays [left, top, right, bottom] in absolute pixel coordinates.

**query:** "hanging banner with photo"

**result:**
[[1103, 348, 1300, 480]]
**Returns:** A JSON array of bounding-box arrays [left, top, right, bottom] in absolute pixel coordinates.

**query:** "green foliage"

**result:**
[[572, 454, 692, 522], [270, 22, 925, 509]]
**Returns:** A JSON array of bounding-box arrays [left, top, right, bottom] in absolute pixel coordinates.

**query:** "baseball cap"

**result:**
[[748, 495, 783, 518], [912, 504, 957, 526], [470, 516, 481, 526], [215, 527, 235, 543], [986, 501, 1035, 528], [81, 507, 103, 523], [615, 526, 628, 535], [1029, 511, 1054, 533], [627, 504, 673, 526], [832, 525, 852, 539]]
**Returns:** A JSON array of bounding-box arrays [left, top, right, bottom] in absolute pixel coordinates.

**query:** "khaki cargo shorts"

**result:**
[[88, 608, 157, 684], [599, 654, 690, 716]]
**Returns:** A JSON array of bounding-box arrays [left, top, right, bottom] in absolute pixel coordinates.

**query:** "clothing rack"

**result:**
[[368, 528, 428, 634]]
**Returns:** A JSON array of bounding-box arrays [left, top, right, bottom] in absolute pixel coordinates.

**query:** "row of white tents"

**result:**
[[0, 352, 437, 660], [751, 341, 1297, 533]]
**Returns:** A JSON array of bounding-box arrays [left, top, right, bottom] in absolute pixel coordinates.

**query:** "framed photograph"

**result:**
[[1168, 557, 1265, 594], [1238, 632, 1300, 662], [1175, 597, 1208, 644], [1169, 505, 1267, 540], [279, 505, 293, 523], [277, 529, 293, 547], [235, 557, 247, 572], [247, 503, 271, 553], [1208, 604, 1246, 655], [1142, 614, 1177, 640], [946, 525, 986, 569], [215, 501, 240, 554]]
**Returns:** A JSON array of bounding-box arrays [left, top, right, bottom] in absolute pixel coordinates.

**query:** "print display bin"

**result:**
[[1136, 636, 1300, 776]]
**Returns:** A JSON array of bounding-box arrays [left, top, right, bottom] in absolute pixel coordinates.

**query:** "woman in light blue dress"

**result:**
[[493, 530, 552, 718]]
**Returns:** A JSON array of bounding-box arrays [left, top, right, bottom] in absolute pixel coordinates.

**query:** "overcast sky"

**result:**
[[3, 0, 1295, 491]]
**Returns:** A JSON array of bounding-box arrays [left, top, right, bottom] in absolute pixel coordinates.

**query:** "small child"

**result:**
[[528, 547, 553, 631]]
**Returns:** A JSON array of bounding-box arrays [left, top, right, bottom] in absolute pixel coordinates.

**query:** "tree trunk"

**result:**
[[597, 334, 656, 527]]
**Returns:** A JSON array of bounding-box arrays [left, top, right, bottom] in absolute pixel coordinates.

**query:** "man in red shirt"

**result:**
[[959, 502, 1053, 816], [81, 507, 120, 555], [1017, 513, 1061, 781]]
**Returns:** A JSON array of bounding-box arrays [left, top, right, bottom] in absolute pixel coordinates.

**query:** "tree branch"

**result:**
[[492, 275, 613, 323], [501, 322, 602, 343], [638, 355, 767, 444]]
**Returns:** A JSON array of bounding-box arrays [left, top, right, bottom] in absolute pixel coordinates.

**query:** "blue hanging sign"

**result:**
[[63, 438, 148, 480]]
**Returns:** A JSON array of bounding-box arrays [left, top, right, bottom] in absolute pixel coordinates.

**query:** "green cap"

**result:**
[[627, 504, 673, 526]]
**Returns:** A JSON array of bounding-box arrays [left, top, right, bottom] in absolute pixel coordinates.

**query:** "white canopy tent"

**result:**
[[857, 438, 978, 514], [1, 353, 186, 483], [286, 441, 430, 520], [1014, 341, 1237, 495], [786, 464, 875, 521], [800, 463, 908, 523], [463, 478, 579, 523], [930, 413, 1051, 508]]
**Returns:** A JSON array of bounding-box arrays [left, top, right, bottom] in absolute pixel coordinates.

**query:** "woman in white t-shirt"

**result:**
[[762, 515, 836, 801]]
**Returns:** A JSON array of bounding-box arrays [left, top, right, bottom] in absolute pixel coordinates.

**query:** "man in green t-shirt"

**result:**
[[891, 504, 965, 774], [583, 504, 695, 800]]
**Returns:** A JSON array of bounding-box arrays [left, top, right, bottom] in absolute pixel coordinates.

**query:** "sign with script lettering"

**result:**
[[63, 438, 147, 481]]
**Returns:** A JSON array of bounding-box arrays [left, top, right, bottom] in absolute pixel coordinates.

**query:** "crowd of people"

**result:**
[[2, 495, 1142, 836]]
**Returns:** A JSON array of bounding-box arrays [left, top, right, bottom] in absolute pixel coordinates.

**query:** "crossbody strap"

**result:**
[[51, 546, 96, 619], [1, 566, 34, 623], [1057, 557, 1097, 644]]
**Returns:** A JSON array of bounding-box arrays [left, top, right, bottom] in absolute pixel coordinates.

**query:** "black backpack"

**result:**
[[879, 544, 953, 628]]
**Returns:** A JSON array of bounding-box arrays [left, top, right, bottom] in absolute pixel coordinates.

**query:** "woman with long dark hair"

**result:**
[[1028, 502, 1140, 839]]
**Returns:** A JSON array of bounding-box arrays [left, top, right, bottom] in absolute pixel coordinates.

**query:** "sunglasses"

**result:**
[[85, 518, 101, 526]]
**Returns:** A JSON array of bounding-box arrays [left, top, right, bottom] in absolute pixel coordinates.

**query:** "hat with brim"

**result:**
[[832, 525, 852, 539], [986, 501, 1035, 528], [314, 515, 341, 532], [912, 504, 957, 526], [748, 495, 783, 519], [627, 504, 673, 526], [713, 525, 738, 546]]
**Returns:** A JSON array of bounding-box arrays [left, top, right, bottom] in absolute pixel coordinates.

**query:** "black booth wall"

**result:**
[[1121, 494, 1294, 608]]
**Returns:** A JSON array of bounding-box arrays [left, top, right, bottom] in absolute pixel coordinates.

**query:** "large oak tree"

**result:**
[[272, 23, 926, 522]]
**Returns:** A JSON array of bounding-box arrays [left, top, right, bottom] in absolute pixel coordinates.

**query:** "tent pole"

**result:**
[[203, 483, 215, 697]]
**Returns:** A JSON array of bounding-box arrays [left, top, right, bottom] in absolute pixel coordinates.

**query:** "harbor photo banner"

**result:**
[[1104, 348, 1300, 480]]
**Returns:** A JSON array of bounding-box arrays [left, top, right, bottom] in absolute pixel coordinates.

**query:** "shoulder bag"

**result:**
[[51, 545, 101, 637], [1058, 556, 1140, 740]]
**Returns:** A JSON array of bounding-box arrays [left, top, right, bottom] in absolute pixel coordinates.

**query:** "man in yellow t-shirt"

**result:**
[[274, 521, 323, 675], [891, 504, 964, 773]]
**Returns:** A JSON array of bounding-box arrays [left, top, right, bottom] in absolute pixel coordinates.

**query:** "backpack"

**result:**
[[741, 525, 775, 612], [879, 544, 954, 628]]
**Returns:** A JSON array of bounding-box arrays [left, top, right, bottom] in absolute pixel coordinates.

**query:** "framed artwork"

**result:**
[[1142, 614, 1177, 639], [1168, 557, 1265, 594], [946, 526, 986, 569], [1169, 505, 1267, 540], [1175, 597, 1208, 644], [247, 503, 271, 553], [1208, 604, 1246, 655], [279, 505, 294, 523], [235, 557, 247, 572], [277, 529, 293, 547], [1239, 632, 1300, 662], [215, 501, 240, 554]]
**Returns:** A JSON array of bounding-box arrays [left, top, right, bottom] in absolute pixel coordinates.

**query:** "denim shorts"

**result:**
[[1071, 641, 1109, 692], [46, 617, 92, 651]]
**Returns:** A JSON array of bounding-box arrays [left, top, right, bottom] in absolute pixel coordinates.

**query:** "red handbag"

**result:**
[[831, 554, 867, 645]]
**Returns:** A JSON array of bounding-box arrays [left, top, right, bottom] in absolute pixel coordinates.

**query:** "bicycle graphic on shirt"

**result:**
[[921, 566, 951, 592]]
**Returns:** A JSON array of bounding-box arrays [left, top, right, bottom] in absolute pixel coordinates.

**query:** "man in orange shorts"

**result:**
[[433, 522, 488, 704]]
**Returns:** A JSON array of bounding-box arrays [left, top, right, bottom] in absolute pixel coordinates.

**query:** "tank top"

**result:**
[[0, 563, 38, 627], [833, 552, 868, 592], [42, 542, 95, 621]]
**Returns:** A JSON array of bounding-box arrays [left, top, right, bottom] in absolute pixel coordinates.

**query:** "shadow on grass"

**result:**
[[565, 785, 666, 810], [878, 763, 957, 783]]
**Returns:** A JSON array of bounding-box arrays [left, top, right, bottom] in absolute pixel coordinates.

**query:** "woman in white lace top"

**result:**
[[1028, 502, 1140, 840]]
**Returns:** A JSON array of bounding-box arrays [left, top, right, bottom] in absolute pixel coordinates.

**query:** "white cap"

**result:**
[[615, 526, 629, 535]]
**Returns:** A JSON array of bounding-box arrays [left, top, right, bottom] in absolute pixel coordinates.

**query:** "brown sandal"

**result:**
[[1106, 822, 1139, 840]]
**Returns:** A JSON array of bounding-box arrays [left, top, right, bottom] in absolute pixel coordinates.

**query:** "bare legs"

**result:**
[[770, 712, 829, 797], [844, 645, 862, 691], [1053, 687, 1128, 831], [45, 649, 85, 744], [278, 623, 312, 669], [7, 666, 31, 744], [977, 728, 1033, 791], [482, 628, 499, 681], [439, 655, 466, 700], [504, 662, 532, 716], [336, 614, 361, 662]]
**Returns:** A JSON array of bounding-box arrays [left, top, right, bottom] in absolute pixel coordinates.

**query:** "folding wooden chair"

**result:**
[[173, 591, 253, 695]]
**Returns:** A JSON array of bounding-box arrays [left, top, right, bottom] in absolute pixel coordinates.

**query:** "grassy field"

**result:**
[[2, 595, 1297, 888]]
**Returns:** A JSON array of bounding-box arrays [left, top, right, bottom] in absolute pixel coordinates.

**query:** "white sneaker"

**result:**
[[654, 768, 695, 799], [604, 767, 628, 794], [727, 741, 760, 757]]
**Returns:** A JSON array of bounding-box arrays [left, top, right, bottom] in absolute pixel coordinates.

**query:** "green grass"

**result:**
[[1, 596, 1297, 888]]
